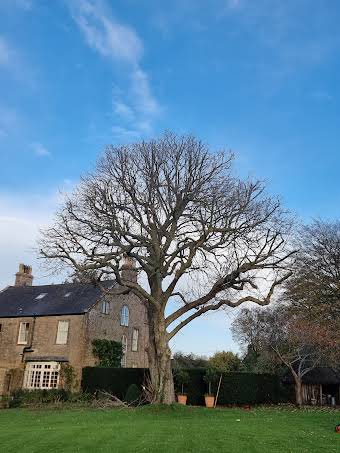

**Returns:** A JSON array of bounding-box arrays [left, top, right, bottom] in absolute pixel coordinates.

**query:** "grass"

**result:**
[[0, 405, 340, 452]]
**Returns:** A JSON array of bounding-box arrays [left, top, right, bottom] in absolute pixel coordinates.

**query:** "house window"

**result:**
[[121, 334, 127, 367], [132, 328, 139, 352], [23, 362, 60, 389], [120, 305, 129, 326], [101, 300, 110, 315], [56, 321, 69, 345], [17, 322, 29, 344], [0, 323, 2, 333]]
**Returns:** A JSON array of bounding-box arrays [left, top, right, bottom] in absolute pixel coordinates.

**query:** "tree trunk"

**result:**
[[294, 377, 303, 407], [146, 310, 175, 404]]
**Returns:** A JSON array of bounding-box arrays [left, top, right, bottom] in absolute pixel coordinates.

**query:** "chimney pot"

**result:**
[[121, 256, 138, 283], [15, 264, 33, 287]]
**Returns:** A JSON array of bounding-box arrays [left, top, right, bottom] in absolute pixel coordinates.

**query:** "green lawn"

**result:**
[[0, 405, 339, 452]]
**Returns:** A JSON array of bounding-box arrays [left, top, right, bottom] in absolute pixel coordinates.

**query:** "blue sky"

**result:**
[[1, 0, 340, 356]]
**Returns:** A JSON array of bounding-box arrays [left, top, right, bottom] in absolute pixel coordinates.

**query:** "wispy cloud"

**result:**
[[0, 105, 20, 138], [0, 37, 12, 67], [69, 0, 160, 140], [0, 186, 73, 289], [30, 142, 51, 157], [0, 35, 36, 87]]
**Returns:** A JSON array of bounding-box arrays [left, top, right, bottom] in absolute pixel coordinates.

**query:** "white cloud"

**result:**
[[0, 191, 61, 289], [73, 2, 143, 64], [30, 142, 51, 157], [131, 68, 160, 116], [70, 0, 160, 139], [113, 100, 135, 121]]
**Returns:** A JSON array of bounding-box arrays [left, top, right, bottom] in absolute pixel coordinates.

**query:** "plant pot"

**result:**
[[204, 395, 215, 408], [177, 394, 187, 405]]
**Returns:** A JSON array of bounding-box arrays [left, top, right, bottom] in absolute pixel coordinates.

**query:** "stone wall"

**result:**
[[84, 292, 149, 368], [0, 315, 86, 393]]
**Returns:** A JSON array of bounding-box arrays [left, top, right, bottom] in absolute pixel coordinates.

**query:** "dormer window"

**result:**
[[35, 293, 47, 300], [64, 292, 72, 298]]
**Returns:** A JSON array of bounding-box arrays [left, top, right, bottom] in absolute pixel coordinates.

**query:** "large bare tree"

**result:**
[[39, 132, 294, 403]]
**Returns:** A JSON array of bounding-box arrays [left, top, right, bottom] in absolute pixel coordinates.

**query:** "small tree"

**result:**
[[92, 339, 123, 367], [208, 351, 241, 373], [174, 369, 190, 395], [203, 368, 219, 396]]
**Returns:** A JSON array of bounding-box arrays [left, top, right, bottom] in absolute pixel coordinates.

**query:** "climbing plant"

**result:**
[[92, 339, 123, 367]]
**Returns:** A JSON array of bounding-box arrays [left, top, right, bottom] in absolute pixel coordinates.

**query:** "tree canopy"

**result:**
[[39, 132, 294, 403]]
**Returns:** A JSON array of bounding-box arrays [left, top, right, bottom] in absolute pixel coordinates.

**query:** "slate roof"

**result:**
[[0, 281, 115, 318]]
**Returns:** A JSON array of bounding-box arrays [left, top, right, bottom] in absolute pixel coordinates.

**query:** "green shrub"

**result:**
[[92, 339, 123, 367], [125, 384, 141, 405], [60, 363, 78, 392], [9, 389, 69, 408], [82, 367, 147, 400]]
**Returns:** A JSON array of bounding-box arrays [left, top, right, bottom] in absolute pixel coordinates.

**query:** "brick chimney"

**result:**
[[15, 264, 33, 287], [121, 256, 138, 283]]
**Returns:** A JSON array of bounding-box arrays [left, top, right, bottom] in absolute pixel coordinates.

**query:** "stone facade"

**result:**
[[0, 266, 149, 395]]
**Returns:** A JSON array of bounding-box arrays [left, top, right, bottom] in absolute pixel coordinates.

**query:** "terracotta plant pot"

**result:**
[[177, 394, 187, 405], [204, 395, 215, 408]]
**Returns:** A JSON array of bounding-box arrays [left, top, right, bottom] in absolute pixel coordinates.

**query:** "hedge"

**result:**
[[82, 367, 147, 400], [82, 367, 293, 405], [174, 369, 292, 405]]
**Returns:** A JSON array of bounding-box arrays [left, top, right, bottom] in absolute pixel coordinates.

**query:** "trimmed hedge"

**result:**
[[174, 369, 291, 405], [81, 367, 293, 405], [82, 367, 147, 400]]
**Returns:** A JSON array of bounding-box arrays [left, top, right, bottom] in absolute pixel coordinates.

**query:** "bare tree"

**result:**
[[39, 132, 294, 403], [285, 219, 340, 319], [232, 306, 339, 406]]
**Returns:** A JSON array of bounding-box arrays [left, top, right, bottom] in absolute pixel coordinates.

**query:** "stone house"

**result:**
[[0, 263, 149, 395]]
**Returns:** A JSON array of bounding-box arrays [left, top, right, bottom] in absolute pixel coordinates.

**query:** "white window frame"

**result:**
[[132, 328, 139, 352], [17, 322, 30, 345], [120, 305, 129, 326], [23, 361, 60, 389], [121, 334, 127, 367], [56, 321, 69, 345], [101, 300, 110, 315]]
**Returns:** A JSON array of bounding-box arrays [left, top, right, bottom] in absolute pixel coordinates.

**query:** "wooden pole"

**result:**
[[320, 384, 322, 405], [214, 374, 222, 408]]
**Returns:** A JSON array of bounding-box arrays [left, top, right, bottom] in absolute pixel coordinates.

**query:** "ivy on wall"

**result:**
[[92, 339, 123, 367]]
